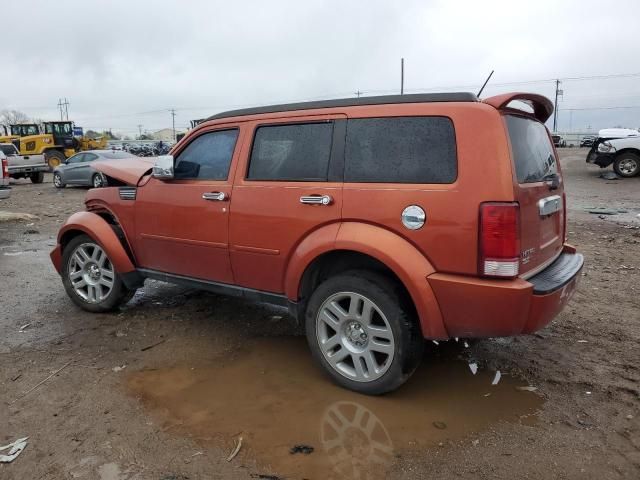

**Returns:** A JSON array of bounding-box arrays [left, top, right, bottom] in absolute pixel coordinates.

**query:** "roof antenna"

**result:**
[[477, 70, 494, 98]]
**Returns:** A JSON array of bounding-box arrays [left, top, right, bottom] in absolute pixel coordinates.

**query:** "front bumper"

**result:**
[[0, 186, 11, 200], [428, 246, 584, 338]]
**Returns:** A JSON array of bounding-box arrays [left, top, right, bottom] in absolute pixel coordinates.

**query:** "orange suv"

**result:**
[[51, 92, 583, 394]]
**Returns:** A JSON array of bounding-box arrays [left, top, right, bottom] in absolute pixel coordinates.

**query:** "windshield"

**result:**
[[505, 115, 558, 183], [10, 125, 39, 136], [0, 144, 18, 155], [45, 123, 73, 136]]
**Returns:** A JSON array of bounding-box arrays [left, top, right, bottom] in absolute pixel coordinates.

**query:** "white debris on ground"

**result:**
[[492, 371, 502, 385], [468, 363, 478, 375], [112, 365, 126, 373], [0, 437, 29, 463], [0, 212, 39, 223]]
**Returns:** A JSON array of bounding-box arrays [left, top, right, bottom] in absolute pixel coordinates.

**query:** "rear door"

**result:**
[[504, 114, 565, 276], [229, 116, 344, 293]]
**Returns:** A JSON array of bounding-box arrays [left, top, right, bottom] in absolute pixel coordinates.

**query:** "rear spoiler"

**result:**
[[483, 93, 554, 123]]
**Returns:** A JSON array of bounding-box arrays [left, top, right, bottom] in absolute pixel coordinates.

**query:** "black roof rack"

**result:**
[[206, 92, 478, 122]]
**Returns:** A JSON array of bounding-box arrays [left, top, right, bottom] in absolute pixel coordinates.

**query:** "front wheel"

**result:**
[[53, 172, 65, 188], [45, 150, 66, 169], [613, 153, 640, 177], [305, 270, 423, 395], [61, 234, 134, 312]]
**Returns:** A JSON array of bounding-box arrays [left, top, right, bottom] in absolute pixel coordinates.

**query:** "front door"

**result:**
[[229, 116, 345, 293], [63, 153, 86, 183], [134, 127, 242, 283]]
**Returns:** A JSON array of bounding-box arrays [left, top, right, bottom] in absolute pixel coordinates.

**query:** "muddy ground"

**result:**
[[1, 148, 638, 479]]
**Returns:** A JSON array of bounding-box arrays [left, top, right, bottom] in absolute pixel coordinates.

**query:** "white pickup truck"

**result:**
[[0, 143, 49, 183]]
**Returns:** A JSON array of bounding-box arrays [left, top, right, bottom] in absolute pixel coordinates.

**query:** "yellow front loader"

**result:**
[[11, 121, 107, 169]]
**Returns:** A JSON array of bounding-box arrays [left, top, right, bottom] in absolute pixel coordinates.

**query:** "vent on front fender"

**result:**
[[119, 187, 137, 200]]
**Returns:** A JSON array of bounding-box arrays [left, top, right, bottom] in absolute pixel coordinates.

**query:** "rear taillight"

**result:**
[[479, 202, 520, 278], [1, 158, 8, 179]]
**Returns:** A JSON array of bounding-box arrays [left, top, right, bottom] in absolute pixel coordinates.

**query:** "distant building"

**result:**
[[152, 128, 178, 141]]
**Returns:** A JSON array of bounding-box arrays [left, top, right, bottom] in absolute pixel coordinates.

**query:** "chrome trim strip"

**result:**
[[538, 195, 562, 216]]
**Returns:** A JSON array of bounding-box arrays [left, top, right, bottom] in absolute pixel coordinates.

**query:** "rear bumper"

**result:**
[[9, 165, 50, 175], [428, 246, 584, 338]]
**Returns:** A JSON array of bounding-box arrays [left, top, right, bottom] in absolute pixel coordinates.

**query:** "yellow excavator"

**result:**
[[8, 121, 107, 168]]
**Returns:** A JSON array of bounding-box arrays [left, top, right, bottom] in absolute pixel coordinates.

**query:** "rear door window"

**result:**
[[247, 122, 333, 181], [505, 115, 557, 183], [344, 117, 457, 183]]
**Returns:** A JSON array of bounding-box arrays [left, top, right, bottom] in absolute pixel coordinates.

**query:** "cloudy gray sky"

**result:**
[[2, 0, 640, 136]]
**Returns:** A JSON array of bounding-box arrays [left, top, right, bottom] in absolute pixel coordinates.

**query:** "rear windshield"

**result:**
[[0, 144, 17, 155], [505, 115, 557, 183]]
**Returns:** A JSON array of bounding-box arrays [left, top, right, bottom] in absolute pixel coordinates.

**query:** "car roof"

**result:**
[[205, 92, 478, 122]]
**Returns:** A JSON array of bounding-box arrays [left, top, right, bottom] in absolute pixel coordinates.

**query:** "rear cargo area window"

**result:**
[[505, 115, 558, 183], [248, 123, 333, 181], [344, 117, 457, 183]]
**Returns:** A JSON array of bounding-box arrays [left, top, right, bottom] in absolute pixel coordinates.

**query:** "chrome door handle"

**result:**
[[202, 192, 227, 201], [300, 194, 332, 205]]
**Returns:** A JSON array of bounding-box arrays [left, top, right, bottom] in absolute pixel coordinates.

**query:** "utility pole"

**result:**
[[354, 90, 363, 98], [400, 58, 405, 95], [57, 98, 70, 121], [553, 79, 561, 132], [137, 124, 143, 138], [170, 109, 176, 141]]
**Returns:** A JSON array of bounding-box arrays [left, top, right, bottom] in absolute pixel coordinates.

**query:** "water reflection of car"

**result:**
[[52, 150, 136, 188]]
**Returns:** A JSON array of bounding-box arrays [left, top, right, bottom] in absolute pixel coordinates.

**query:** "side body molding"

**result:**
[[284, 222, 447, 339], [52, 211, 136, 276]]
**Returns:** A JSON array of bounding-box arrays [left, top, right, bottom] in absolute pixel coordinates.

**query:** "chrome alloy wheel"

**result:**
[[618, 158, 638, 175], [316, 292, 395, 382], [67, 242, 115, 303], [53, 173, 62, 187]]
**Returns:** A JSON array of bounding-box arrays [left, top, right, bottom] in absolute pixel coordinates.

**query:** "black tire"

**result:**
[[53, 172, 65, 188], [61, 234, 133, 313], [613, 152, 640, 178], [45, 150, 66, 170], [92, 173, 103, 188], [305, 270, 424, 395], [30, 172, 44, 184]]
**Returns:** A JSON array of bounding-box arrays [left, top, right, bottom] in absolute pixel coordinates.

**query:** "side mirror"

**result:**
[[152, 155, 174, 179]]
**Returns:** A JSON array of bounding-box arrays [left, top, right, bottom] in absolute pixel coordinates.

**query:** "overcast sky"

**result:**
[[2, 0, 640, 137]]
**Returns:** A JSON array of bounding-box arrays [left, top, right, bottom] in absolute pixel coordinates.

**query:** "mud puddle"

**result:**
[[128, 337, 542, 479]]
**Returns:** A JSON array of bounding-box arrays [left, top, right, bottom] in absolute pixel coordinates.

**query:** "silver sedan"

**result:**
[[52, 150, 135, 188]]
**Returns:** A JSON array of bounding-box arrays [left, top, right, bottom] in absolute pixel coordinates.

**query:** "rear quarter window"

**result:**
[[505, 115, 558, 183], [344, 117, 457, 183]]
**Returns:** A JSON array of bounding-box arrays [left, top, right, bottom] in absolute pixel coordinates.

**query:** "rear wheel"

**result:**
[[45, 150, 66, 169], [305, 270, 423, 395], [30, 172, 44, 184], [61, 234, 134, 312], [613, 153, 640, 178]]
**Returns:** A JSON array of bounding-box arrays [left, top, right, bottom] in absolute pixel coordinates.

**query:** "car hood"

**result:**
[[93, 157, 154, 186]]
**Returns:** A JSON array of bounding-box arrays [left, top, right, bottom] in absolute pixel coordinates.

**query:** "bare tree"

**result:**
[[0, 109, 30, 128]]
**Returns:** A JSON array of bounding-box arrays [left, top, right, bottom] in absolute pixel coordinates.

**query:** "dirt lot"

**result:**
[[1, 148, 638, 479]]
